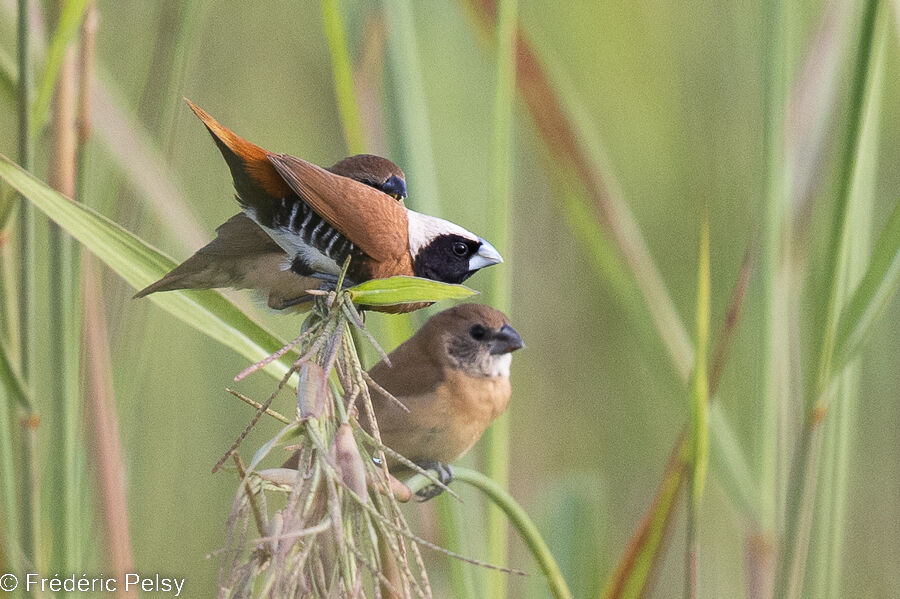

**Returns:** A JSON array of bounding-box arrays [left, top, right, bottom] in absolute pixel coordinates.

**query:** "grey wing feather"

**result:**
[[134, 213, 295, 298]]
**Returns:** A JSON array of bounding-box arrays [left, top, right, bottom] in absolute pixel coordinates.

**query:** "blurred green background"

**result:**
[[1, 1, 899, 597]]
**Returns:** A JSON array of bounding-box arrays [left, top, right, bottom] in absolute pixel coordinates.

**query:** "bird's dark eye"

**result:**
[[452, 242, 469, 256], [469, 325, 487, 340]]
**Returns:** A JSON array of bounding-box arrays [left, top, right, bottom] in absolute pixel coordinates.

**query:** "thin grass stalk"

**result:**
[[82, 267, 135, 597], [15, 0, 40, 577], [774, 1, 882, 596], [154, 0, 213, 153], [481, 0, 517, 596], [684, 216, 710, 599], [759, 0, 792, 554], [809, 16, 884, 599], [0, 383, 20, 592], [46, 3, 81, 572]]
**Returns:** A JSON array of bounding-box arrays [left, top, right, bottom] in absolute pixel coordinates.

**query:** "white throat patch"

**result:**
[[406, 211, 478, 255], [484, 353, 513, 378]]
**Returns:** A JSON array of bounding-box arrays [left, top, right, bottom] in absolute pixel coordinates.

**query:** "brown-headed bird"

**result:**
[[137, 101, 502, 313], [363, 303, 524, 499], [134, 154, 409, 310]]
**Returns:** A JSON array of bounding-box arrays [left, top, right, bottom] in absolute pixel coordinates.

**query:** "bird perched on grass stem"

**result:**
[[135, 154, 408, 310], [364, 303, 524, 499], [137, 101, 503, 313]]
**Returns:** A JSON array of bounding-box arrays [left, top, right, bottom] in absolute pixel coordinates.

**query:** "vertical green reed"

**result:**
[[759, 0, 791, 545], [15, 0, 39, 578], [775, 1, 881, 596], [45, 1, 83, 573], [0, 385, 18, 587], [809, 14, 885, 599], [380, 3, 475, 595], [684, 215, 710, 599], [482, 0, 517, 597], [382, 0, 441, 217], [321, 0, 367, 155]]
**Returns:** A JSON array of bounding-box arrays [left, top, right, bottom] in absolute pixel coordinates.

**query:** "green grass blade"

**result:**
[[91, 75, 209, 249], [832, 198, 900, 370], [523, 26, 694, 381], [690, 215, 711, 505], [812, 26, 883, 598], [685, 215, 711, 598], [810, 0, 881, 400], [760, 0, 793, 539], [31, 0, 90, 135], [601, 435, 686, 599], [0, 155, 294, 382], [321, 0, 367, 155], [0, 382, 21, 583], [15, 0, 38, 577], [348, 276, 477, 306], [709, 404, 759, 525], [775, 1, 883, 596]]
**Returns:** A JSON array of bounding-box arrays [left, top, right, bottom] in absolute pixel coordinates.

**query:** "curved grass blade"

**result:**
[[406, 466, 574, 599], [348, 276, 477, 306], [0, 155, 294, 382], [832, 197, 900, 371]]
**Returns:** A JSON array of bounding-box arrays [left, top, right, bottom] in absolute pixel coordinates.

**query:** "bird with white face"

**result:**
[[136, 100, 503, 313]]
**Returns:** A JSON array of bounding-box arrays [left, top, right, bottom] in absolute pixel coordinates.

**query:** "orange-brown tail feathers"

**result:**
[[185, 99, 291, 206]]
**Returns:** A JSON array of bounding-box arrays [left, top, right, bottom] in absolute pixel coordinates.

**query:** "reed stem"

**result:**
[[482, 0, 517, 596], [15, 0, 40, 579], [774, 1, 882, 596], [47, 0, 82, 573]]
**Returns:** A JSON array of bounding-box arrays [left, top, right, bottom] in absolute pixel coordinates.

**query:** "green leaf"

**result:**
[[347, 276, 477, 306], [0, 154, 294, 382], [833, 197, 900, 370]]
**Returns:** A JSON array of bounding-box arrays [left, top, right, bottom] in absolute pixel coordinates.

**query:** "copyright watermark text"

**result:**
[[0, 573, 184, 596]]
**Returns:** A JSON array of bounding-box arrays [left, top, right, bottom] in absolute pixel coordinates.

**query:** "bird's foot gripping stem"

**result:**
[[415, 461, 454, 502]]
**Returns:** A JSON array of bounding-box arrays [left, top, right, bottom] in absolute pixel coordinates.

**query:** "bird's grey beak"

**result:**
[[468, 239, 503, 272], [489, 324, 524, 355]]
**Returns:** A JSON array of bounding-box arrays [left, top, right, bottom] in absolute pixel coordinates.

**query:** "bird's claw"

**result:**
[[415, 462, 453, 502]]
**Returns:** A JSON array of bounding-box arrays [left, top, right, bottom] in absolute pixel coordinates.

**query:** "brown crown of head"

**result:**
[[328, 154, 406, 198]]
